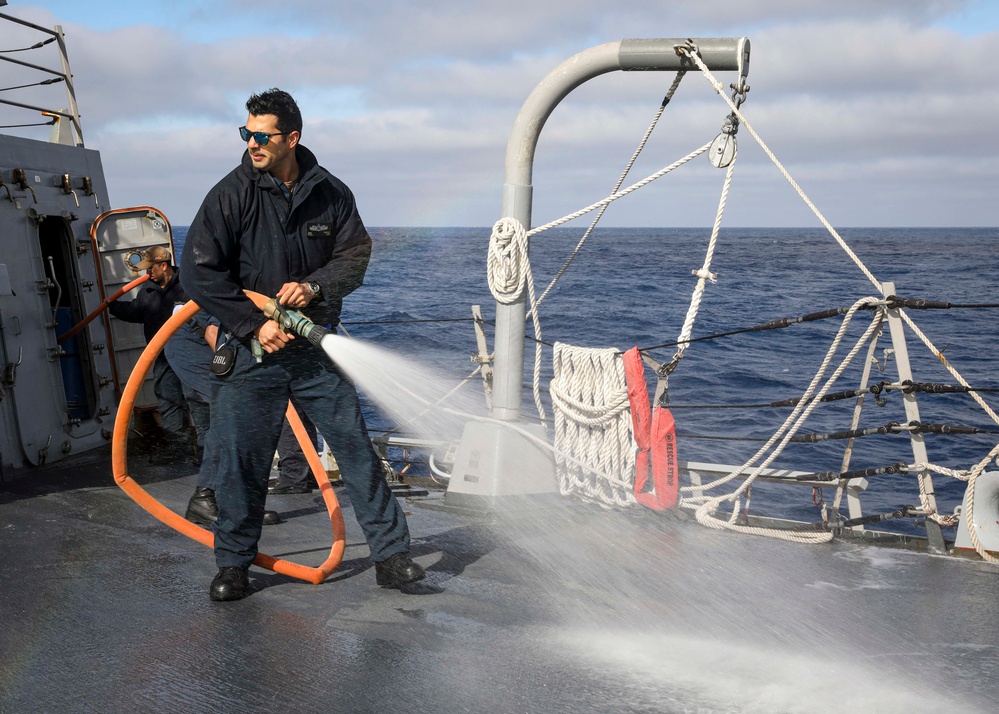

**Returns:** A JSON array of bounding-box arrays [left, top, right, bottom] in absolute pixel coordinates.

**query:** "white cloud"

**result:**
[[3, 1, 997, 227]]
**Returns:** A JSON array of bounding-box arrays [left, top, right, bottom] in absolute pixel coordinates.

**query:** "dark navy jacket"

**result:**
[[180, 144, 371, 339], [108, 268, 188, 343]]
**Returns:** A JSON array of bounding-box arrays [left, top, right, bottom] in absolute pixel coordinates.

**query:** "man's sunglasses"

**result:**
[[239, 126, 289, 146]]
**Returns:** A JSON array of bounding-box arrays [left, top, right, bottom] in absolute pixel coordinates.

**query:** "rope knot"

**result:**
[[487, 217, 530, 304], [692, 268, 717, 283]]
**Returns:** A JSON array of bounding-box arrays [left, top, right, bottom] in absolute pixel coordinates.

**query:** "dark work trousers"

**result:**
[[275, 405, 319, 489], [164, 318, 217, 482], [210, 341, 410, 569], [183, 385, 211, 447], [196, 425, 220, 490], [152, 353, 189, 434]]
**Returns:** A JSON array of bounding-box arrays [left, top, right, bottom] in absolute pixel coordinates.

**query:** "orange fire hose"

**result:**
[[57, 273, 150, 344], [111, 292, 346, 584]]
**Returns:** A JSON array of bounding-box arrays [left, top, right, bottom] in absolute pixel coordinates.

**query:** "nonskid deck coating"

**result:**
[[2, 446, 998, 714]]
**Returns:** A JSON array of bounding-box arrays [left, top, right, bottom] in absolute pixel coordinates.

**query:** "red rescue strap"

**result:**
[[623, 347, 679, 510]]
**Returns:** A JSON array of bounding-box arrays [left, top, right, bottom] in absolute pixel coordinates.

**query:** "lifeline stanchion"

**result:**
[[111, 294, 346, 585]]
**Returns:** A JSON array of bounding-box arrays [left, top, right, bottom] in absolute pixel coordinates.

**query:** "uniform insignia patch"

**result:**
[[307, 222, 333, 238]]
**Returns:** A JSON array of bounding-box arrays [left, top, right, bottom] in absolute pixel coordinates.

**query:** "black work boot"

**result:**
[[267, 481, 313, 495], [262, 510, 283, 525], [185, 487, 217, 526], [375, 552, 426, 589], [209, 566, 249, 601], [185, 487, 281, 527]]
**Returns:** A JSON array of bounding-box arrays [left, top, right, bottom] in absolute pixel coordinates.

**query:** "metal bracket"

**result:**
[[3, 346, 22, 385], [37, 435, 52, 465], [471, 304, 493, 409], [59, 173, 79, 207], [12, 168, 37, 204], [873, 348, 895, 373]]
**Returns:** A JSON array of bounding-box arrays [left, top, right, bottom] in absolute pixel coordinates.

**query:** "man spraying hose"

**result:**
[[181, 88, 423, 602]]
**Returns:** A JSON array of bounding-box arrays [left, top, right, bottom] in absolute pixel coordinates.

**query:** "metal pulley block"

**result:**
[[708, 133, 737, 168], [708, 113, 739, 168]]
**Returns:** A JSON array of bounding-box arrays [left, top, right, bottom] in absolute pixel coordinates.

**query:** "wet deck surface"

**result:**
[[2, 445, 999, 713]]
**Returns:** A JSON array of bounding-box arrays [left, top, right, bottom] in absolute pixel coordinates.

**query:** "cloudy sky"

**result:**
[[3, 1, 997, 228]]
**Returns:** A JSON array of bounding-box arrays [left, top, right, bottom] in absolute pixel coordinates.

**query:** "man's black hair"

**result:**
[[246, 88, 303, 135]]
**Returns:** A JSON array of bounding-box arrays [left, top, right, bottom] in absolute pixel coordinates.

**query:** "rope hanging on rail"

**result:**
[[893, 308, 999, 561], [487, 217, 530, 305], [487, 216, 547, 424], [684, 298, 883, 543], [550, 343, 636, 507]]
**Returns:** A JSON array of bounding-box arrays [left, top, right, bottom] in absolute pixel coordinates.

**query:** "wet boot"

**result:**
[[375, 552, 426, 589], [184, 487, 282, 527], [210, 566, 249, 602], [185, 487, 218, 526]]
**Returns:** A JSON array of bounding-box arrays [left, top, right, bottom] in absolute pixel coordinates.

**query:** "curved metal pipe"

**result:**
[[494, 37, 750, 421]]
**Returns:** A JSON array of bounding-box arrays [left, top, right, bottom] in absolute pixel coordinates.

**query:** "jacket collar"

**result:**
[[240, 144, 321, 189]]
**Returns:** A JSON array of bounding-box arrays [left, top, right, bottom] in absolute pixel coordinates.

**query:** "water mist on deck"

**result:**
[[315, 332, 986, 714]]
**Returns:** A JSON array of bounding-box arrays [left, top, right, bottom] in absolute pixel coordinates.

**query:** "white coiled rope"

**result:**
[[487, 216, 531, 305], [487, 216, 547, 423], [485, 138, 718, 444], [550, 343, 637, 507]]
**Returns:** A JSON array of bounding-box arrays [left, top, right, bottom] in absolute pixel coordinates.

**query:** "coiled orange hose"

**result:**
[[111, 293, 346, 584]]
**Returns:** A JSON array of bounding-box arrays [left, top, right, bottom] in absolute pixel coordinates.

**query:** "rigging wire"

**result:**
[[0, 77, 64, 93], [529, 72, 687, 315], [0, 119, 57, 129], [678, 421, 999, 444], [669, 383, 999, 411], [340, 48, 999, 556], [340, 317, 477, 326], [0, 37, 56, 53]]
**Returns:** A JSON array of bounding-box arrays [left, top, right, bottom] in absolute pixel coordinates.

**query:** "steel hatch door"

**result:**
[[90, 206, 175, 408], [0, 210, 85, 466]]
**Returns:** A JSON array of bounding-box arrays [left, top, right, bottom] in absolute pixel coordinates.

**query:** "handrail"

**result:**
[[0, 10, 64, 36], [0, 12, 84, 145]]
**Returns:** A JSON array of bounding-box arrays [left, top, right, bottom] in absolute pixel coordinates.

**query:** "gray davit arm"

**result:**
[[495, 37, 750, 422]]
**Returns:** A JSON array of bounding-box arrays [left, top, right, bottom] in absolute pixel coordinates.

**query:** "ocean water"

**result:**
[[173, 225, 999, 533]]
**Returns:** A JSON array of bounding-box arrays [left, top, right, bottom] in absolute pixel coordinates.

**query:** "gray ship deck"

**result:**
[[2, 444, 998, 714]]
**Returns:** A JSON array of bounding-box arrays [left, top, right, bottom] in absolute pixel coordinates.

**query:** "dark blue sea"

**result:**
[[174, 225, 999, 533]]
